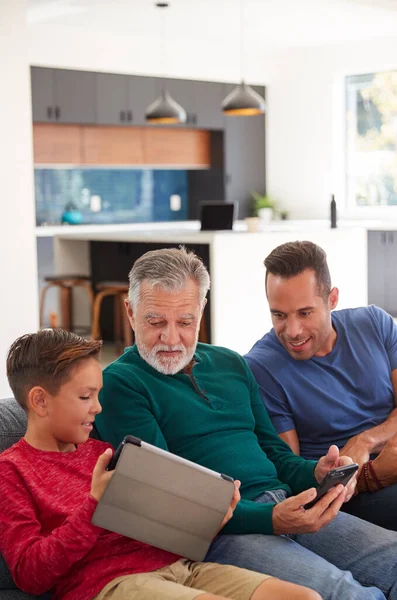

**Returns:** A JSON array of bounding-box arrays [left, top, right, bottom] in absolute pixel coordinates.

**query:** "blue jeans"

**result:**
[[205, 489, 397, 600], [342, 482, 397, 531]]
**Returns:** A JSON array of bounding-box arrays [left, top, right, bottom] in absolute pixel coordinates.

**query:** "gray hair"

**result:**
[[128, 247, 210, 311]]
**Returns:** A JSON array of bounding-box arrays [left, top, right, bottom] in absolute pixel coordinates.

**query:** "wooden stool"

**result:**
[[198, 314, 209, 344], [40, 275, 94, 332], [91, 282, 134, 355]]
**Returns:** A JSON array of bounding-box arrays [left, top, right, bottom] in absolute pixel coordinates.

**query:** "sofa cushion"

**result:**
[[0, 399, 26, 454]]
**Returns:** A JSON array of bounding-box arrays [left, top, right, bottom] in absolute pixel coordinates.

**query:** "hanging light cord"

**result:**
[[240, 0, 244, 83]]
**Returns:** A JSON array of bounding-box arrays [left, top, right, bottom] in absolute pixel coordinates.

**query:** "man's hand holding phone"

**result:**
[[272, 446, 359, 536], [314, 444, 358, 503], [272, 483, 347, 535]]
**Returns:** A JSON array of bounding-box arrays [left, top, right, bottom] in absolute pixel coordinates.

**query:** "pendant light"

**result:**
[[222, 0, 266, 116], [145, 2, 187, 124]]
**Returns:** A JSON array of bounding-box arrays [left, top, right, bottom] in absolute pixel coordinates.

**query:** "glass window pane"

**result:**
[[346, 70, 397, 208]]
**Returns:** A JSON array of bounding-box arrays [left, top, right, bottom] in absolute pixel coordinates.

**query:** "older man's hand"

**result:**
[[314, 445, 357, 503], [216, 480, 241, 535], [272, 484, 346, 535]]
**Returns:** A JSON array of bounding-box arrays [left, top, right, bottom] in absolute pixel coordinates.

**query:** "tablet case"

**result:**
[[92, 436, 235, 561]]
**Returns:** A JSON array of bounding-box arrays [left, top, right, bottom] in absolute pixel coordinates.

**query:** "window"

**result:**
[[346, 70, 397, 209]]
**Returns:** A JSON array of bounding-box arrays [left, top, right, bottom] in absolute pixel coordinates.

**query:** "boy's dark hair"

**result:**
[[264, 241, 331, 300], [7, 329, 102, 409]]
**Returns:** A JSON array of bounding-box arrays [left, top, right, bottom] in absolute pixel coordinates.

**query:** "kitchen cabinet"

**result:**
[[192, 81, 224, 129], [31, 67, 96, 124], [33, 124, 211, 168], [142, 128, 211, 166], [159, 78, 197, 127], [96, 73, 155, 126], [81, 126, 144, 164], [32, 123, 82, 163], [157, 79, 224, 129], [223, 84, 266, 219], [31, 67, 54, 122], [368, 230, 397, 316]]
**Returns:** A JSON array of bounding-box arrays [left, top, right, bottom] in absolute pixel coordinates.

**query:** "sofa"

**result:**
[[0, 398, 51, 600]]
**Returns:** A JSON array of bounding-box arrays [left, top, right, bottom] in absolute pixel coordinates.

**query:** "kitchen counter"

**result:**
[[37, 221, 368, 354], [35, 218, 397, 240]]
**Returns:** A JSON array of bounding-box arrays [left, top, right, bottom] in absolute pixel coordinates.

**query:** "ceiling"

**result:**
[[25, 0, 397, 50]]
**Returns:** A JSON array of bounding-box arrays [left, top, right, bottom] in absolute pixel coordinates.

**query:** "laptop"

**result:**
[[200, 201, 237, 231], [92, 435, 235, 561]]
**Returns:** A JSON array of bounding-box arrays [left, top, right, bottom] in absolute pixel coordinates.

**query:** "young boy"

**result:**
[[0, 329, 320, 600]]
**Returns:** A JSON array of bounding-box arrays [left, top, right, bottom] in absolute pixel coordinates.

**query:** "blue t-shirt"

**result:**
[[244, 306, 397, 460]]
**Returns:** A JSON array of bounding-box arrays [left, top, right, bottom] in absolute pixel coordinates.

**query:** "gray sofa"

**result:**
[[0, 398, 51, 600]]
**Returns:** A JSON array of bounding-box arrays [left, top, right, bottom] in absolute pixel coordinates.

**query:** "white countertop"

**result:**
[[35, 218, 397, 242]]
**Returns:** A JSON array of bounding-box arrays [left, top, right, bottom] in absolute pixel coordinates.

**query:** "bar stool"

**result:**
[[91, 282, 134, 355], [39, 275, 94, 332]]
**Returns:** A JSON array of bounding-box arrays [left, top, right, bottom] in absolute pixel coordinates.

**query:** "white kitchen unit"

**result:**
[[36, 221, 368, 355]]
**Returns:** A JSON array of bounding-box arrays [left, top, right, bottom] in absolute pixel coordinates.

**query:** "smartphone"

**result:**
[[303, 463, 358, 510], [106, 435, 142, 471]]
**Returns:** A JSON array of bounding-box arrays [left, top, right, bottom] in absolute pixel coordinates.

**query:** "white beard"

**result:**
[[137, 342, 197, 375]]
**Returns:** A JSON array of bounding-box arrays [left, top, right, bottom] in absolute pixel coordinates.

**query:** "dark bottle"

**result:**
[[330, 195, 337, 228]]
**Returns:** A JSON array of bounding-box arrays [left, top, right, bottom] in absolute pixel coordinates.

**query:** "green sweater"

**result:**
[[96, 343, 317, 535]]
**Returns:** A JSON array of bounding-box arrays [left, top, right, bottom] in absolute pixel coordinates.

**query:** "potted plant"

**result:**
[[251, 192, 276, 225]]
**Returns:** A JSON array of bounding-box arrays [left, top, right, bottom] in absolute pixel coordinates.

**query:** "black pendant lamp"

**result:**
[[146, 89, 187, 124], [145, 3, 187, 125], [222, 81, 266, 116], [222, 0, 266, 117]]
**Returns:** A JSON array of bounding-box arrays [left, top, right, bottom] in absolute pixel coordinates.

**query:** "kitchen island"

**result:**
[[36, 220, 368, 354]]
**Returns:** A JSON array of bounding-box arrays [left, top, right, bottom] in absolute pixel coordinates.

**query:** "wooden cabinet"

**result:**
[[142, 128, 211, 167], [223, 84, 266, 219], [31, 67, 96, 124], [33, 124, 210, 168], [81, 126, 144, 164], [32, 123, 82, 163], [368, 231, 397, 316]]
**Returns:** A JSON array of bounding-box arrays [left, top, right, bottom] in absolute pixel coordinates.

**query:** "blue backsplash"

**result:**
[[35, 168, 189, 226]]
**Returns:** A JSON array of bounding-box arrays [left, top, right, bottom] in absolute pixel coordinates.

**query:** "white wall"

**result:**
[[267, 38, 397, 219], [0, 0, 39, 396], [28, 24, 277, 85]]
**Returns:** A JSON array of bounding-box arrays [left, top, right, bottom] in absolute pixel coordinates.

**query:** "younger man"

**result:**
[[0, 328, 318, 600]]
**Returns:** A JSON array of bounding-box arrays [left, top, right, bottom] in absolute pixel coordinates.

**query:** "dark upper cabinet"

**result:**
[[31, 67, 54, 122], [158, 79, 224, 129], [127, 76, 156, 126], [159, 78, 197, 127], [54, 69, 96, 124], [31, 67, 96, 124], [193, 81, 224, 129], [96, 73, 129, 125], [223, 83, 266, 219], [96, 73, 155, 125]]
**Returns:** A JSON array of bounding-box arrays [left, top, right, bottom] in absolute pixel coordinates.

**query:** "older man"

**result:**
[[245, 240, 397, 532], [96, 246, 397, 600]]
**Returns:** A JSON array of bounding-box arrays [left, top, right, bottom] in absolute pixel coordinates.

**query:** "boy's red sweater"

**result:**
[[0, 438, 180, 600]]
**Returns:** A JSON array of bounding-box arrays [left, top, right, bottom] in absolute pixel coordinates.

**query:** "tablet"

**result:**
[[92, 435, 235, 561]]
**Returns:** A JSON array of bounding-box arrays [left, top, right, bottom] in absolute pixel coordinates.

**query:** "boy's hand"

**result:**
[[216, 480, 241, 535], [90, 449, 114, 502]]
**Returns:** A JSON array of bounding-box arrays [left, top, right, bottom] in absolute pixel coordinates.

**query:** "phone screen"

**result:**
[[303, 463, 358, 510]]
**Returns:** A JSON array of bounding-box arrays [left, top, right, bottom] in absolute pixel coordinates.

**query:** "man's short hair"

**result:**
[[128, 246, 210, 310], [7, 329, 102, 409], [264, 241, 331, 300]]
